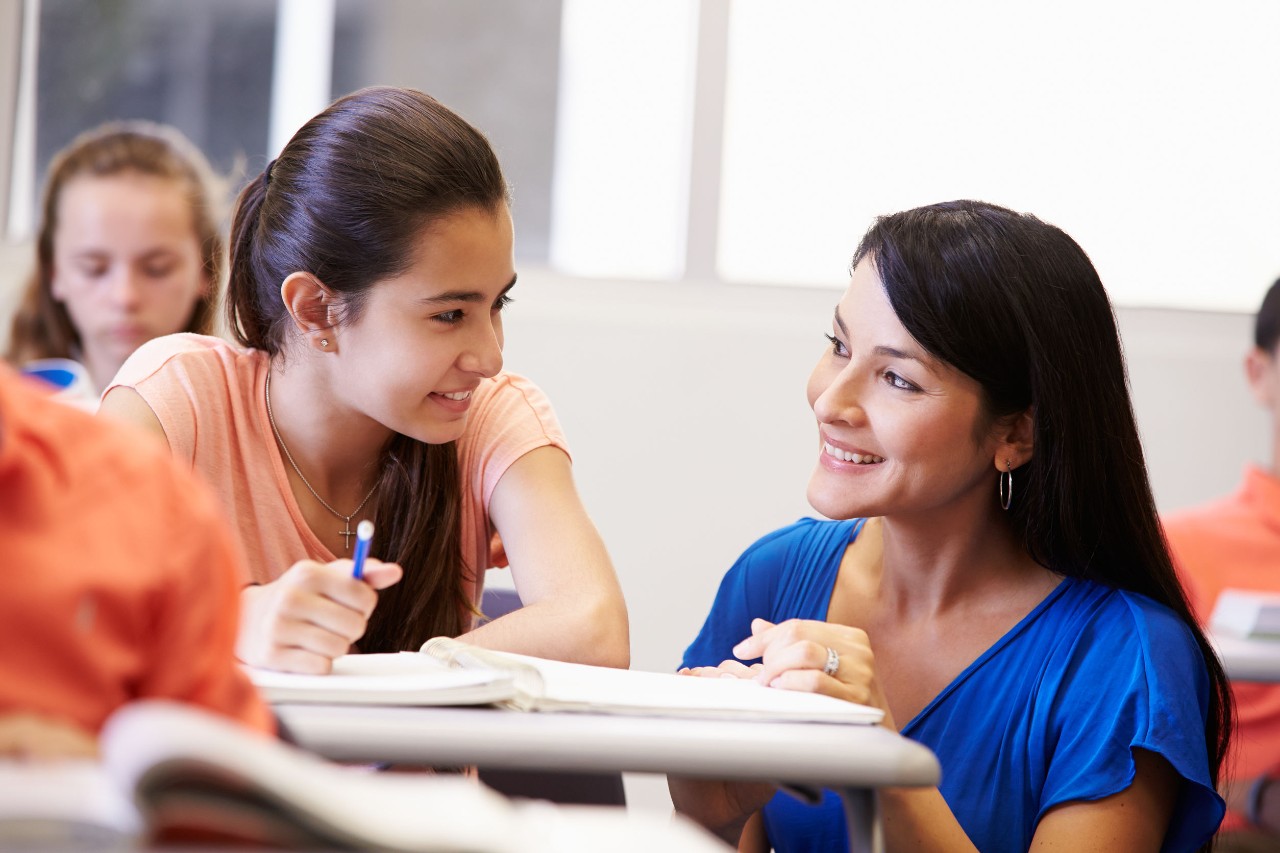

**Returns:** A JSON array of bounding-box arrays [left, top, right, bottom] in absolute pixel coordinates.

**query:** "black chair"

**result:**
[[474, 587, 628, 807]]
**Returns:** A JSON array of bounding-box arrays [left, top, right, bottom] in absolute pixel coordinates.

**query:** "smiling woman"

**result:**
[[672, 200, 1232, 853], [96, 86, 628, 676], [5, 121, 221, 399]]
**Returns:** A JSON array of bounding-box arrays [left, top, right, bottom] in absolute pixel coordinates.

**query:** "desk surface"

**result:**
[[1211, 632, 1280, 682], [276, 704, 940, 790]]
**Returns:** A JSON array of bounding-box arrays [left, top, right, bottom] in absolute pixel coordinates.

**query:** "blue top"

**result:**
[[682, 518, 1224, 853]]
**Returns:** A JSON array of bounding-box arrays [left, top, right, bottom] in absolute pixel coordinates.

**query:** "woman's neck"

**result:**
[[874, 497, 1050, 620]]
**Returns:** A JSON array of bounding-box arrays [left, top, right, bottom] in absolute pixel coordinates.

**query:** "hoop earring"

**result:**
[[999, 464, 1013, 511]]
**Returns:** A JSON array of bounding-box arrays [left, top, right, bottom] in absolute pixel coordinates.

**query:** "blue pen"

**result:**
[[352, 520, 374, 580]]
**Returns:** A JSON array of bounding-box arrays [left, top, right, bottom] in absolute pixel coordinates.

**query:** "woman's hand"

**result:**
[[731, 617, 895, 728], [237, 558, 402, 673], [677, 660, 762, 680]]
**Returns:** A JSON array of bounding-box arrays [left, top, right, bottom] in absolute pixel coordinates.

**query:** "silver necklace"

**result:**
[[265, 370, 377, 552]]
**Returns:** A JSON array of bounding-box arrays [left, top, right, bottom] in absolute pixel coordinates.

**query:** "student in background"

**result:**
[[5, 121, 222, 403], [1164, 277, 1280, 851], [0, 363, 273, 757], [100, 86, 628, 675], [671, 201, 1229, 852]]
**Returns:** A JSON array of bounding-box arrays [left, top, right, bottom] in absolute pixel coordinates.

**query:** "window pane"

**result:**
[[332, 0, 564, 264], [36, 0, 276, 191], [719, 0, 1280, 310]]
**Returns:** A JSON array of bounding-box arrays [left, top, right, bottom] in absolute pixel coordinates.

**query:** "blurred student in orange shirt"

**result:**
[[0, 363, 272, 758]]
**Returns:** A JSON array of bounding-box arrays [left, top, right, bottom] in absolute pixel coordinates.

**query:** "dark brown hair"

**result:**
[[5, 120, 222, 364], [227, 86, 508, 652], [1255, 276, 1280, 354]]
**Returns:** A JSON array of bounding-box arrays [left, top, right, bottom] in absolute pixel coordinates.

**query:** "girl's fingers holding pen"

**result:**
[[358, 559, 403, 590]]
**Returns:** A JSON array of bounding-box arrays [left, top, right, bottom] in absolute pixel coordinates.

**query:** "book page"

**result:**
[[423, 640, 882, 724], [0, 759, 140, 844], [1210, 588, 1280, 639], [246, 652, 517, 706]]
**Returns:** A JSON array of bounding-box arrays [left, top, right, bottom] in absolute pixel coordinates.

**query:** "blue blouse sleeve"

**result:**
[[679, 526, 793, 670], [1039, 592, 1224, 851], [680, 518, 860, 670]]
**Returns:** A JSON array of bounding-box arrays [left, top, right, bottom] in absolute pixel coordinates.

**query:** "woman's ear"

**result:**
[[993, 406, 1035, 471], [279, 272, 338, 353]]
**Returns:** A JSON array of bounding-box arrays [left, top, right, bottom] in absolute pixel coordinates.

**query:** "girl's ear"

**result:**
[[993, 406, 1035, 471], [1245, 347, 1277, 408], [279, 272, 338, 353]]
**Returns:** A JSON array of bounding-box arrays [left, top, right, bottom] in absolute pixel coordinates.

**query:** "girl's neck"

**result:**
[[80, 344, 120, 394], [265, 357, 390, 505]]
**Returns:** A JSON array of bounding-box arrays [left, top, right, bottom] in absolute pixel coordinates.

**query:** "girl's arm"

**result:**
[[99, 386, 403, 676], [460, 445, 629, 668]]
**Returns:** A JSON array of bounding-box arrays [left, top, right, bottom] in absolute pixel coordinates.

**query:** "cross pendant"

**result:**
[[339, 519, 355, 552]]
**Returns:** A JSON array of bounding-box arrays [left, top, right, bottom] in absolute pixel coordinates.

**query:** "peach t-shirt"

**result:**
[[109, 334, 569, 614], [0, 363, 272, 736]]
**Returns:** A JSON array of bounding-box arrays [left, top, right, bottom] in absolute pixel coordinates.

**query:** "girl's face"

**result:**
[[331, 204, 516, 445], [806, 257, 1005, 522], [50, 172, 208, 383]]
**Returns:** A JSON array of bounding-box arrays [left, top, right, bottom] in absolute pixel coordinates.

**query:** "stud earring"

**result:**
[[320, 339, 329, 348]]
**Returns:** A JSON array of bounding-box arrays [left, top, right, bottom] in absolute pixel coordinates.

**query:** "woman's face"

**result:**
[[806, 257, 1004, 522], [330, 204, 516, 445], [50, 172, 208, 383]]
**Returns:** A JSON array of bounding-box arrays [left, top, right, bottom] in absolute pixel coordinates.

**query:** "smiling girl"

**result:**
[[98, 87, 628, 674], [672, 201, 1230, 852]]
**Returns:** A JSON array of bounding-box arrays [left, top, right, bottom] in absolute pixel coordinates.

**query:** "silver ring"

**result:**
[[823, 646, 840, 677]]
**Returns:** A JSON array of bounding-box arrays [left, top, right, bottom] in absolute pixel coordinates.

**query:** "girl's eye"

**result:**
[[493, 293, 514, 311], [823, 333, 848, 357], [884, 370, 917, 391], [433, 309, 465, 325]]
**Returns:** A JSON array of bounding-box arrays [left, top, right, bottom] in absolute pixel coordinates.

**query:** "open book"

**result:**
[[247, 650, 516, 706], [1, 701, 728, 852], [1209, 588, 1280, 639], [250, 638, 883, 725]]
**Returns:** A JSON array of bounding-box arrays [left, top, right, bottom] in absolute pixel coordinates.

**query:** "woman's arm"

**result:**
[[1025, 749, 1178, 853], [668, 777, 776, 848], [708, 619, 1181, 852], [460, 445, 629, 668]]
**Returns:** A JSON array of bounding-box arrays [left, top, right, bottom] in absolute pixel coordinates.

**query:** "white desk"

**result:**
[[276, 704, 940, 853], [1211, 632, 1280, 682]]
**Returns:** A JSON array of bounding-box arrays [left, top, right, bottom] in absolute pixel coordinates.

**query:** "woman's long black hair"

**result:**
[[854, 200, 1231, 841]]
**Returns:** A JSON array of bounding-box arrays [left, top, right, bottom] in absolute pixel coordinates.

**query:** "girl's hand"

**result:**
[[237, 558, 402, 674], [0, 714, 98, 760], [731, 617, 894, 727]]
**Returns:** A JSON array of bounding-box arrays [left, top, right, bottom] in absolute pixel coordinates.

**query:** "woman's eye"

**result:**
[[884, 371, 916, 391], [493, 293, 514, 311], [823, 333, 848, 357], [433, 309, 465, 324]]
